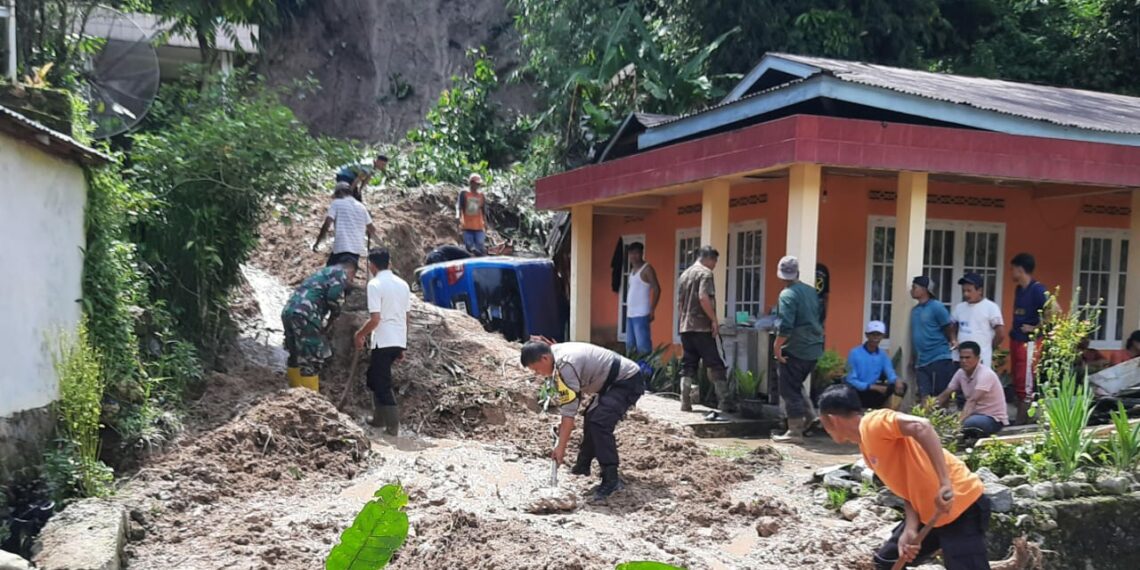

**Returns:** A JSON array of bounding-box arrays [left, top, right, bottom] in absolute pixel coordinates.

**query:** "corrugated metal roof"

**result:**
[[652, 77, 810, 128], [769, 53, 1140, 136], [0, 105, 112, 165]]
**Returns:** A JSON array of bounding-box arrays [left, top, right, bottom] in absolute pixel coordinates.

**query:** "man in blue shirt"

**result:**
[[910, 276, 957, 398], [1009, 252, 1049, 425], [846, 320, 903, 409]]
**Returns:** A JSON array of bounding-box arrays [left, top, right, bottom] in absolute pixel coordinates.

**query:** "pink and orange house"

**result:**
[[536, 53, 1140, 372]]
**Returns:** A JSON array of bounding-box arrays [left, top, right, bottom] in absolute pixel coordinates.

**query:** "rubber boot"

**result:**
[[286, 367, 302, 388], [592, 465, 625, 501], [571, 456, 592, 476], [773, 418, 805, 444], [680, 376, 695, 412], [709, 369, 738, 414], [379, 405, 400, 436], [298, 374, 319, 392]]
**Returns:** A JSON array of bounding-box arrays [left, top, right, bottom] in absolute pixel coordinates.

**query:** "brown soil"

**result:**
[[258, 185, 507, 287], [106, 189, 895, 569]]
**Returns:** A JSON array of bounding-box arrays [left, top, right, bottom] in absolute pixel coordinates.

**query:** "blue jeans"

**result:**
[[962, 414, 1003, 437], [625, 316, 652, 355], [916, 359, 958, 399], [462, 230, 486, 255]]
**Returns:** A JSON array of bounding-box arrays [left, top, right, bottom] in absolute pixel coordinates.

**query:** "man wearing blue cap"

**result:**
[[910, 276, 957, 398]]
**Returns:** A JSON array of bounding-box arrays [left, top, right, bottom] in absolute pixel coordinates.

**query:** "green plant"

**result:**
[[909, 396, 960, 452], [1039, 369, 1096, 479], [825, 486, 850, 511], [47, 322, 113, 500], [813, 349, 845, 390], [857, 478, 877, 497], [326, 483, 410, 570], [1036, 286, 1098, 386], [735, 369, 761, 399], [1103, 401, 1140, 473], [964, 440, 1027, 478], [130, 70, 350, 349], [709, 445, 750, 460]]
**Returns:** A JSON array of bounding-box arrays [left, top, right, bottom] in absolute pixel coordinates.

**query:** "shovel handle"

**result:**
[[890, 490, 954, 570]]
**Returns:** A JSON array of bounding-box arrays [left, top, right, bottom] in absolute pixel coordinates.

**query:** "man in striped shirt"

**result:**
[[313, 182, 378, 277]]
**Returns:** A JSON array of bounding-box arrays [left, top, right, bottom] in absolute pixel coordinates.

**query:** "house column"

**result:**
[[889, 171, 928, 388], [569, 204, 594, 342], [786, 163, 821, 285], [701, 180, 731, 318], [1124, 190, 1140, 335]]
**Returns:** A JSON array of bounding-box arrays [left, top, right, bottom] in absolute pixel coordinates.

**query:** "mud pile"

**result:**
[[134, 389, 369, 508], [258, 185, 502, 286]]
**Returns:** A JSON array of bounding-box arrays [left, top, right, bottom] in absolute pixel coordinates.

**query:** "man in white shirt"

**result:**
[[951, 272, 1005, 369], [354, 248, 411, 436], [313, 182, 378, 278]]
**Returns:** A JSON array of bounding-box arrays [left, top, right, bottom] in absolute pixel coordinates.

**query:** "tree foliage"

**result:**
[[129, 70, 351, 349]]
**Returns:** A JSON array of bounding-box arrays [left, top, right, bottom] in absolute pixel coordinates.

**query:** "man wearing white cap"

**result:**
[[845, 320, 904, 409], [772, 255, 824, 443], [457, 173, 490, 255]]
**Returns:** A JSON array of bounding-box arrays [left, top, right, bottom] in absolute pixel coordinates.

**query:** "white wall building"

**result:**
[[0, 104, 108, 481]]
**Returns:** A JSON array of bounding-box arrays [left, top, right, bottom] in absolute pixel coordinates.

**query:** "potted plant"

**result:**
[[736, 369, 767, 419]]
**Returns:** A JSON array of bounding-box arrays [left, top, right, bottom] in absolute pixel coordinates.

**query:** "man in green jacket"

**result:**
[[772, 255, 824, 444]]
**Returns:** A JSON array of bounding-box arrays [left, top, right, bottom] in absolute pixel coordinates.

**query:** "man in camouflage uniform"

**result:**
[[282, 260, 353, 391]]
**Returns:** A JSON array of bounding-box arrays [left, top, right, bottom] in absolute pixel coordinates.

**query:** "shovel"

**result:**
[[337, 348, 362, 409], [549, 425, 559, 488], [890, 489, 954, 570]]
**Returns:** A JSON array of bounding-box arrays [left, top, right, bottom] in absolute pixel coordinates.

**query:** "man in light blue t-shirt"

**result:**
[[909, 276, 957, 398]]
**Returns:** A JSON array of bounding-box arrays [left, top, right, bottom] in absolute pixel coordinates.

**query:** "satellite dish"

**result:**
[[79, 7, 160, 139]]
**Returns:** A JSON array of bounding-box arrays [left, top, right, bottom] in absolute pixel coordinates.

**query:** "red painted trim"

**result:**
[[535, 115, 1140, 209]]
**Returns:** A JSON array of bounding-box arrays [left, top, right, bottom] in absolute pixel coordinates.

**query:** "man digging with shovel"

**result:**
[[520, 340, 647, 501], [817, 384, 992, 569]]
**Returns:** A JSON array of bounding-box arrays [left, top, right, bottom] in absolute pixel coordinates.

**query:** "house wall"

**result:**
[[0, 134, 87, 478], [588, 173, 1132, 362]]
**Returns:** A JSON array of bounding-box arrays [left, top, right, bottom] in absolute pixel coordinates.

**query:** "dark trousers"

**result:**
[[679, 332, 726, 376], [577, 374, 646, 468], [367, 347, 404, 406], [858, 386, 891, 409], [916, 359, 958, 398], [778, 355, 817, 419], [326, 251, 360, 268], [874, 495, 992, 570]]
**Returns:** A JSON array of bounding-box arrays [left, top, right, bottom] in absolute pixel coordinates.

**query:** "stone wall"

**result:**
[[990, 493, 1140, 569]]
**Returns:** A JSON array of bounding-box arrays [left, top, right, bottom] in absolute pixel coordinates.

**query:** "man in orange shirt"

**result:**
[[457, 173, 490, 255], [818, 384, 992, 569]]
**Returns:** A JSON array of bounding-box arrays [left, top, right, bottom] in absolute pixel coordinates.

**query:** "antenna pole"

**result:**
[[4, 0, 14, 82]]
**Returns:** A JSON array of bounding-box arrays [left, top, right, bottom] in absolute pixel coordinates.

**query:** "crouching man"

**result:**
[[935, 341, 1008, 440], [817, 384, 992, 569], [520, 340, 646, 501], [282, 258, 354, 391]]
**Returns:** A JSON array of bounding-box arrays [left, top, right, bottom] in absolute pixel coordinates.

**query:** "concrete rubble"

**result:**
[[32, 499, 127, 570]]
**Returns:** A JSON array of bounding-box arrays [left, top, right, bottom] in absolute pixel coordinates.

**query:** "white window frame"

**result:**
[[616, 233, 646, 342], [1073, 228, 1129, 349], [863, 216, 1006, 349], [673, 227, 701, 343], [726, 219, 767, 321]]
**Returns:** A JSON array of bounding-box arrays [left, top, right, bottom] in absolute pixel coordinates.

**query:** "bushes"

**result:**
[[130, 71, 350, 349], [46, 322, 113, 501]]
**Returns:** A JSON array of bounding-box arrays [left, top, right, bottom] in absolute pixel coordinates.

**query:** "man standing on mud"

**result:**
[[676, 246, 734, 419], [312, 182, 378, 276], [282, 258, 355, 391], [520, 340, 646, 501], [772, 255, 823, 443], [354, 248, 411, 436], [817, 384, 992, 569], [457, 173, 490, 256]]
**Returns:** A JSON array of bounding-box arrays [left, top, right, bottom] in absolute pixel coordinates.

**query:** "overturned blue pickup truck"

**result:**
[[417, 256, 567, 343]]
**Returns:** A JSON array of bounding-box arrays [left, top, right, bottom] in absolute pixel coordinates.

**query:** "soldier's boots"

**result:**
[[592, 465, 625, 501], [680, 376, 695, 411]]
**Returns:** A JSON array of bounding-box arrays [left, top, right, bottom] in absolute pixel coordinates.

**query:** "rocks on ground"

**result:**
[[32, 499, 126, 570], [0, 550, 32, 570]]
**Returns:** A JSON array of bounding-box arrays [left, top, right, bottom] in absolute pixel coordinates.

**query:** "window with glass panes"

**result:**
[[865, 217, 1004, 341], [727, 221, 766, 320], [617, 233, 645, 341], [674, 229, 701, 341], [1073, 229, 1129, 348]]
